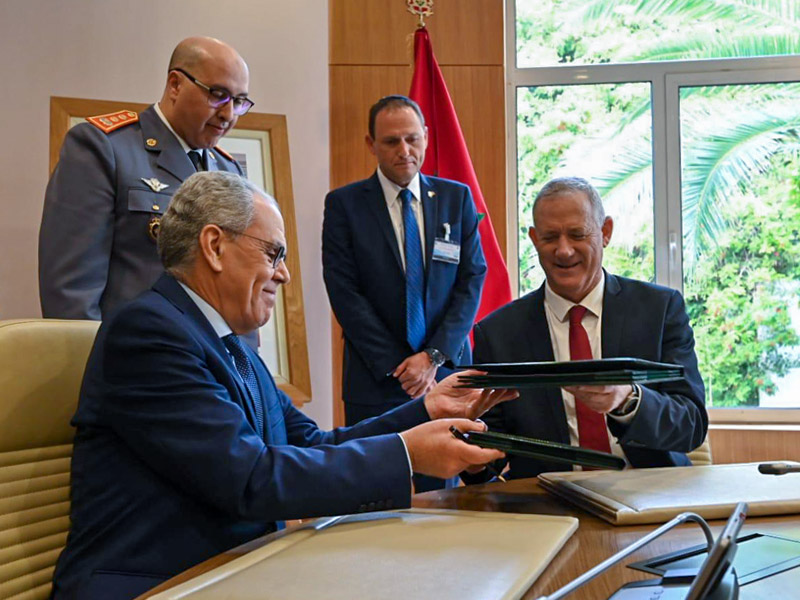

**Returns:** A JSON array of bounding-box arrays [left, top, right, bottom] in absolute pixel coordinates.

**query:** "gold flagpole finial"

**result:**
[[406, 0, 434, 28]]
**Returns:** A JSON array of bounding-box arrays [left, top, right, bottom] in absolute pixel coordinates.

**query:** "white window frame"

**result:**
[[505, 0, 800, 424]]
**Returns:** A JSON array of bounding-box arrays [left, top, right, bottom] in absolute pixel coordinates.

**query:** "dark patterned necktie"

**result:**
[[188, 150, 205, 171], [568, 305, 612, 453], [222, 333, 265, 439], [400, 188, 426, 352]]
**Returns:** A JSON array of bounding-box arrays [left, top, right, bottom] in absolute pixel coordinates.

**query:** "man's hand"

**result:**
[[393, 351, 437, 399], [400, 419, 505, 479], [424, 370, 518, 420], [563, 384, 633, 414]]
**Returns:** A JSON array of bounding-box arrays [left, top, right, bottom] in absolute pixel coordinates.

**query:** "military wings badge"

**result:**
[[140, 178, 169, 192]]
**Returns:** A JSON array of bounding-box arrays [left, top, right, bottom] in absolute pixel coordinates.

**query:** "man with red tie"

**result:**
[[465, 176, 707, 481]]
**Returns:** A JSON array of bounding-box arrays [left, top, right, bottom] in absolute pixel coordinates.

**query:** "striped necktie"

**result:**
[[400, 188, 426, 352]]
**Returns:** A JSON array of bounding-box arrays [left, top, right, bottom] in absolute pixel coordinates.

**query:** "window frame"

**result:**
[[506, 0, 800, 424]]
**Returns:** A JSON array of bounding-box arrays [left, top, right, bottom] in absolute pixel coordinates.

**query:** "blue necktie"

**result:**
[[400, 188, 426, 352], [223, 334, 286, 445]]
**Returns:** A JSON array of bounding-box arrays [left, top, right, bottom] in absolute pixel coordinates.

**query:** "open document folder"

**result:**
[[458, 357, 684, 389]]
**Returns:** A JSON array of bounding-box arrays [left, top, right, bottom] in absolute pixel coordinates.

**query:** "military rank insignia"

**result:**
[[86, 110, 139, 134]]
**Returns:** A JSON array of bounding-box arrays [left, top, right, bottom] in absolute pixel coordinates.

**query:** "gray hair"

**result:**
[[158, 171, 266, 275], [532, 176, 605, 227]]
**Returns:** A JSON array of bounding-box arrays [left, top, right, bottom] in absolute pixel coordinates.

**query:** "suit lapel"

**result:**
[[527, 286, 571, 444], [152, 274, 260, 429], [601, 271, 623, 359], [140, 106, 195, 182], [365, 173, 404, 271], [420, 174, 437, 274]]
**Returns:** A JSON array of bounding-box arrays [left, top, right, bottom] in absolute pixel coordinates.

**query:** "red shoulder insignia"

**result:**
[[86, 110, 139, 134], [213, 145, 234, 161]]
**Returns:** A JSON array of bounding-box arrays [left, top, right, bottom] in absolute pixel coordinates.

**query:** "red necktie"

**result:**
[[568, 305, 611, 453]]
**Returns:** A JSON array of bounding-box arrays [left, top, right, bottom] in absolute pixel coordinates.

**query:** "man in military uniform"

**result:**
[[39, 36, 251, 320]]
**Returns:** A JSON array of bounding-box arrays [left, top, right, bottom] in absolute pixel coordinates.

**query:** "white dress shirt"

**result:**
[[543, 277, 636, 466], [376, 167, 426, 271]]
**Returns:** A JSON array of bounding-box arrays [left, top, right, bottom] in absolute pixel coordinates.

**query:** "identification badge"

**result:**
[[433, 238, 460, 264]]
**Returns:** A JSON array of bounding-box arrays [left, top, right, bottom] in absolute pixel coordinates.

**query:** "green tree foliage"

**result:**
[[516, 0, 800, 407], [686, 164, 800, 405]]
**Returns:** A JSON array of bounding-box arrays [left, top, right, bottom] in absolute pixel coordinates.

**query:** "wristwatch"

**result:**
[[424, 347, 446, 368], [611, 384, 641, 417]]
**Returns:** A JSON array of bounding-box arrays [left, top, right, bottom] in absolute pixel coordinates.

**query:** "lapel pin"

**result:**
[[146, 138, 158, 147], [427, 190, 436, 198], [141, 177, 169, 192]]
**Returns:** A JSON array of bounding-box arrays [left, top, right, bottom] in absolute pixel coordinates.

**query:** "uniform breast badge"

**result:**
[[148, 216, 161, 242], [140, 177, 169, 192]]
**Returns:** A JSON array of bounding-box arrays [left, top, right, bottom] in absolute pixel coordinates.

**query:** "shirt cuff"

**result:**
[[397, 433, 414, 479]]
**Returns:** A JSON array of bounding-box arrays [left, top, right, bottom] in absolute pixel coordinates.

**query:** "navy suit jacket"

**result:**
[[51, 274, 429, 600], [322, 172, 487, 408], [39, 105, 242, 320], [470, 273, 707, 481]]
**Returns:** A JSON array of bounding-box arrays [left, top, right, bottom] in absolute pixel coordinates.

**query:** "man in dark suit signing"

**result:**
[[322, 95, 486, 433], [51, 171, 512, 600], [467, 177, 707, 482]]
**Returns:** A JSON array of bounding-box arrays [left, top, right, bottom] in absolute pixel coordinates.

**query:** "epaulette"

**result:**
[[86, 110, 139, 134], [214, 145, 234, 161]]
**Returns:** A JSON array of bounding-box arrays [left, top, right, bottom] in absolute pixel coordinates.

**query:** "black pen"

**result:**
[[449, 425, 507, 483]]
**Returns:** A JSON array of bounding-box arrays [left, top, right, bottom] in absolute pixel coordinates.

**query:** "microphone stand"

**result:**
[[537, 512, 715, 600]]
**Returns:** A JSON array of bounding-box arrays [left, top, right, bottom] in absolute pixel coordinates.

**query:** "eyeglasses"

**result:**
[[172, 68, 255, 116], [222, 227, 286, 268]]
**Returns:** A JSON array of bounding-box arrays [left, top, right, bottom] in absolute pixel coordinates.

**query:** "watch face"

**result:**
[[427, 348, 444, 366]]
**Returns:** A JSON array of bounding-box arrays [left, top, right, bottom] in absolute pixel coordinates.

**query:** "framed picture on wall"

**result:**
[[49, 97, 312, 406]]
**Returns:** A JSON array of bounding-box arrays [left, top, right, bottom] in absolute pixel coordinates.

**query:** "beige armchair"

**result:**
[[0, 319, 99, 600], [688, 436, 713, 466]]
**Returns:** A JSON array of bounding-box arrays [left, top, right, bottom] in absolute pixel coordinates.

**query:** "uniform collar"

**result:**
[[154, 102, 193, 153]]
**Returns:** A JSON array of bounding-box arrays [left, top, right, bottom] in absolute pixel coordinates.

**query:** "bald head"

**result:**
[[160, 37, 250, 149], [167, 36, 245, 76]]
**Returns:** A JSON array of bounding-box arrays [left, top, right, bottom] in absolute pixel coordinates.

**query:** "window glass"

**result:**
[[517, 83, 654, 294], [679, 82, 800, 408], [517, 0, 800, 68]]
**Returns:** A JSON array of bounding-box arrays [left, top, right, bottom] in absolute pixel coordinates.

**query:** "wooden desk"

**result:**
[[139, 478, 800, 599]]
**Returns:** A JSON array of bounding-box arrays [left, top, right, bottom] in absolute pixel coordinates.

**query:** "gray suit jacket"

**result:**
[[39, 104, 241, 320]]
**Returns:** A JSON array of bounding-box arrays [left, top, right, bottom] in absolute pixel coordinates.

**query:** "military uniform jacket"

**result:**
[[39, 104, 242, 320]]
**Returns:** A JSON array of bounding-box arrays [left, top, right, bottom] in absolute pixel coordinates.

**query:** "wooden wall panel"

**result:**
[[329, 65, 412, 187], [331, 0, 504, 66], [440, 65, 506, 252], [709, 427, 800, 464], [329, 0, 505, 427]]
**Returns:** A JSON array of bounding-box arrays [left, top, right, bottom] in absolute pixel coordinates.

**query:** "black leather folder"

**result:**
[[462, 430, 626, 470], [458, 358, 684, 389]]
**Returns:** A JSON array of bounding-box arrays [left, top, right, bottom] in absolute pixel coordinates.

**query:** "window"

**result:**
[[509, 0, 800, 421]]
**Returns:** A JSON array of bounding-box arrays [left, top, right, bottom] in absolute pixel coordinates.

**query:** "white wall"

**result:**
[[0, 0, 333, 427]]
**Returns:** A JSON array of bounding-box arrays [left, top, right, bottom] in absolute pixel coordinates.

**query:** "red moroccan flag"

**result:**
[[409, 27, 512, 324]]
